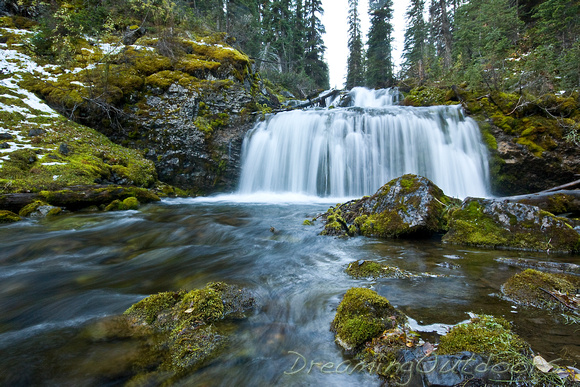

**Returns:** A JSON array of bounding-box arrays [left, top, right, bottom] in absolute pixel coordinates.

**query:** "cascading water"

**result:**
[[238, 87, 490, 199]]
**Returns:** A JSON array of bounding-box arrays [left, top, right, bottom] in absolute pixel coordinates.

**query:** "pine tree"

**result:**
[[429, 0, 452, 70], [366, 0, 394, 88], [346, 0, 365, 89], [303, 0, 329, 89], [402, 0, 427, 82], [292, 0, 307, 73]]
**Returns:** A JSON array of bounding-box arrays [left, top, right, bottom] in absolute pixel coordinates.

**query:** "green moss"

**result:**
[[403, 87, 456, 107], [502, 269, 579, 310], [104, 199, 125, 211], [145, 70, 195, 90], [331, 288, 406, 350], [123, 47, 172, 76], [124, 291, 185, 325], [345, 260, 410, 279], [178, 287, 224, 322], [177, 55, 221, 75], [18, 200, 49, 217], [302, 219, 313, 226], [438, 314, 529, 363], [122, 196, 140, 210], [0, 210, 20, 223], [444, 200, 511, 248]]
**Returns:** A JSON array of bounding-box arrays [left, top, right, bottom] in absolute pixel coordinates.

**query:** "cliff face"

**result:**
[[8, 22, 280, 194]]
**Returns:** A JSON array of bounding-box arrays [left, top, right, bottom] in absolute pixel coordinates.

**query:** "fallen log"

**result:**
[[495, 190, 580, 215], [539, 179, 580, 193]]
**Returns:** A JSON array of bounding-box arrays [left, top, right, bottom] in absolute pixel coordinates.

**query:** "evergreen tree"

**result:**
[[366, 0, 394, 88], [303, 0, 330, 89], [429, 0, 452, 70], [402, 0, 427, 82], [531, 0, 580, 90], [292, 0, 307, 73], [265, 0, 295, 72], [346, 0, 365, 89], [453, 0, 522, 88]]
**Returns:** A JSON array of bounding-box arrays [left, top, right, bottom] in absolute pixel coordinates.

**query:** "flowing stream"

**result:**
[[0, 90, 578, 386]]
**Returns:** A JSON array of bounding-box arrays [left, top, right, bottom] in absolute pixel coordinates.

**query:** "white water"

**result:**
[[238, 88, 490, 199]]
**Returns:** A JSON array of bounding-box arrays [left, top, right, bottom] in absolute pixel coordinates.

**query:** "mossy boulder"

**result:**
[[331, 287, 406, 352], [18, 200, 61, 217], [502, 269, 580, 311], [443, 198, 580, 252], [438, 314, 529, 362], [122, 282, 255, 378], [321, 175, 459, 238], [104, 196, 140, 211], [0, 210, 20, 223]]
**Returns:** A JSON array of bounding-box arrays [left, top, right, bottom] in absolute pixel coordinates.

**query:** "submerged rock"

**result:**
[[345, 260, 443, 279], [321, 174, 459, 238], [119, 282, 255, 383], [443, 198, 580, 253]]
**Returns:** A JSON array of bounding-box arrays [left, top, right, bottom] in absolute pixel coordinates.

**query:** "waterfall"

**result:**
[[238, 88, 490, 199]]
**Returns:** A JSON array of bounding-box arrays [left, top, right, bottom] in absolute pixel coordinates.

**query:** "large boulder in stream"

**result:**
[[320, 174, 459, 238], [443, 198, 580, 253]]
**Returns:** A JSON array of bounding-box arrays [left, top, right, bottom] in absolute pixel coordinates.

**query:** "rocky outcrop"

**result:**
[[443, 198, 580, 253], [320, 174, 459, 238]]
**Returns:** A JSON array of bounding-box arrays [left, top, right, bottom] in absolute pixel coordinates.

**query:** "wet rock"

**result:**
[[18, 200, 61, 217], [0, 210, 20, 223], [330, 287, 406, 352], [443, 198, 580, 253], [502, 269, 580, 311], [345, 260, 442, 279], [320, 174, 459, 238], [121, 282, 255, 380]]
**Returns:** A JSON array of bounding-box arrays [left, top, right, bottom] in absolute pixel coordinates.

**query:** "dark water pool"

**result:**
[[0, 195, 578, 386]]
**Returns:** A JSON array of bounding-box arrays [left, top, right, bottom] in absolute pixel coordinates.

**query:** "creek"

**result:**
[[0, 89, 578, 386]]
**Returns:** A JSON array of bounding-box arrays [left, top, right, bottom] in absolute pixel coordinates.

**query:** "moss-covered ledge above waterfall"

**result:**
[[401, 84, 580, 196], [0, 11, 282, 196]]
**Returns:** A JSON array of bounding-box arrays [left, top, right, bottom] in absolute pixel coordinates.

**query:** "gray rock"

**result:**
[[321, 174, 459, 238], [443, 197, 580, 252]]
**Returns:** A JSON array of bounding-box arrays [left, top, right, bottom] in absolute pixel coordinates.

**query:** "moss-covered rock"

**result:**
[[331, 287, 406, 352], [502, 269, 580, 311], [438, 314, 529, 362], [320, 175, 459, 239], [18, 200, 61, 217], [0, 210, 20, 223], [443, 197, 580, 252], [123, 282, 255, 377], [345, 260, 418, 279]]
